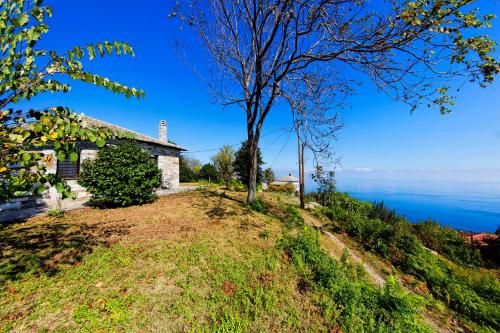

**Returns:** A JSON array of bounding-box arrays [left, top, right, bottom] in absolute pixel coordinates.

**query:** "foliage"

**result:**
[[46, 209, 64, 218], [211, 145, 235, 184], [1, 107, 113, 199], [179, 155, 197, 183], [267, 183, 296, 194], [172, 0, 499, 204], [258, 230, 269, 239], [182, 156, 202, 175], [249, 196, 267, 213], [78, 142, 161, 207], [0, 0, 143, 200], [263, 167, 275, 184], [198, 163, 218, 182], [311, 165, 337, 206], [280, 205, 304, 229], [226, 179, 246, 192], [233, 140, 264, 186], [413, 220, 483, 267], [279, 228, 431, 332], [318, 192, 500, 331]]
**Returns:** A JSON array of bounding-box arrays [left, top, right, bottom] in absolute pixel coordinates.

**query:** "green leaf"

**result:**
[[96, 137, 106, 148], [56, 151, 66, 161], [69, 151, 79, 162], [22, 152, 32, 163], [86, 45, 95, 60]]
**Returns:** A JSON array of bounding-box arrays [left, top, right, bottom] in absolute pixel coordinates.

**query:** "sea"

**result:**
[[306, 178, 500, 233]]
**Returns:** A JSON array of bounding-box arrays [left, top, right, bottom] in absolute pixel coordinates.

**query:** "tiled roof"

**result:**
[[82, 115, 186, 151]]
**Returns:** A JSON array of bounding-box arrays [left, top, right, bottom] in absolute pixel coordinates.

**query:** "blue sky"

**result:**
[[18, 0, 500, 180]]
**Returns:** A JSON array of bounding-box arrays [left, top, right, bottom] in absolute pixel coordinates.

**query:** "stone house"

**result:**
[[271, 173, 300, 192], [0, 116, 186, 220]]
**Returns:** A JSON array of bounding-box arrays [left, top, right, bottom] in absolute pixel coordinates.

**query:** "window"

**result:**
[[57, 154, 80, 179]]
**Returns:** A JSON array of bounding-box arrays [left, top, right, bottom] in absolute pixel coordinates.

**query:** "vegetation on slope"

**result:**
[[1, 188, 437, 332], [308, 191, 500, 332]]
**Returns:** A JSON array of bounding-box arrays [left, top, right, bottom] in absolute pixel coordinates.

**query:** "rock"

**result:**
[[305, 201, 322, 210]]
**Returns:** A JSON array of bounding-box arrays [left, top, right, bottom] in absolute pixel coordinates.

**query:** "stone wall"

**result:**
[[1, 141, 182, 220]]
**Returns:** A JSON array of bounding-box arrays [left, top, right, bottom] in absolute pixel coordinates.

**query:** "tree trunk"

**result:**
[[297, 126, 305, 209], [246, 136, 258, 204], [299, 142, 305, 209]]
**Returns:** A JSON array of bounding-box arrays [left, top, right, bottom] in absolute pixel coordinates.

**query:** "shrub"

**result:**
[[279, 228, 430, 332], [369, 201, 399, 224], [413, 220, 482, 267], [198, 163, 218, 182], [78, 142, 162, 207], [180, 164, 197, 182], [321, 192, 500, 331], [250, 196, 268, 213], [267, 183, 296, 194], [227, 179, 246, 191], [281, 205, 304, 228], [46, 209, 64, 218]]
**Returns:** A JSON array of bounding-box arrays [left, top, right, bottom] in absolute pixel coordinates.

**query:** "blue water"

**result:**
[[307, 178, 500, 233]]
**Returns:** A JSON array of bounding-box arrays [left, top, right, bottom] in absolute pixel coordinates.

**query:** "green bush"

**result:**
[[250, 196, 268, 213], [267, 183, 296, 194], [320, 192, 500, 331], [279, 228, 430, 332], [180, 164, 196, 182], [198, 163, 218, 182], [413, 220, 482, 267], [226, 179, 246, 191], [78, 142, 162, 207]]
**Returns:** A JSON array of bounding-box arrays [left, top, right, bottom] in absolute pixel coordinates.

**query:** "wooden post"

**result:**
[[297, 124, 305, 209]]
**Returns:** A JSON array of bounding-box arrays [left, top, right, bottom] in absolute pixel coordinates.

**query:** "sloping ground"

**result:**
[[0, 190, 328, 332], [301, 211, 454, 333]]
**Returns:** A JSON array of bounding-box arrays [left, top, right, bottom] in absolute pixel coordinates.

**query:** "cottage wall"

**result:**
[[35, 141, 181, 200]]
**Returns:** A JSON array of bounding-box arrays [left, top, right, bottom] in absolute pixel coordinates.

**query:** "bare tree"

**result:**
[[172, 0, 499, 203]]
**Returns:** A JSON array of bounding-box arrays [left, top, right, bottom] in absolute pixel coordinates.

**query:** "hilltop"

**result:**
[[0, 187, 498, 332]]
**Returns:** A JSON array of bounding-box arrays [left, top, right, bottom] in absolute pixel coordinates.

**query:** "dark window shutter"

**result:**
[[57, 155, 80, 179]]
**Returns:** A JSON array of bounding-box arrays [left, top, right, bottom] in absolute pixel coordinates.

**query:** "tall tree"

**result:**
[[211, 145, 235, 183], [234, 140, 264, 186], [0, 0, 143, 199], [172, 0, 498, 203], [263, 167, 275, 184], [179, 155, 197, 182], [198, 163, 219, 182]]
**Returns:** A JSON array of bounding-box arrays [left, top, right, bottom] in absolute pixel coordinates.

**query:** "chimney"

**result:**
[[159, 120, 167, 142]]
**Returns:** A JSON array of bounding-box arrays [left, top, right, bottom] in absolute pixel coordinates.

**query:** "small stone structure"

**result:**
[[0, 116, 186, 221]]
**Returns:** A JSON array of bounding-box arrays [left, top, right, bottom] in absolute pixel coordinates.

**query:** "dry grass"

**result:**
[[0, 189, 327, 332]]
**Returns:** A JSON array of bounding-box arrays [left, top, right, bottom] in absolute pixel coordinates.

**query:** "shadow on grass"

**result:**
[[196, 189, 253, 221], [0, 219, 131, 284]]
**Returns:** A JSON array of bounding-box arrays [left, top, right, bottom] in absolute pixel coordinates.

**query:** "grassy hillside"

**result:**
[[308, 191, 500, 333], [0, 187, 473, 332]]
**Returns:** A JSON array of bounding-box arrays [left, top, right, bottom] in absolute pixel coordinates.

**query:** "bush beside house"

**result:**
[[78, 142, 162, 207]]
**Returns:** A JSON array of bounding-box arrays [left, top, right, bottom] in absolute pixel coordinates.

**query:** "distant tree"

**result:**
[[173, 0, 499, 205], [198, 163, 218, 182], [179, 155, 197, 182], [234, 140, 263, 186], [211, 145, 235, 183], [263, 168, 275, 185], [79, 142, 161, 207], [0, 0, 143, 200], [184, 157, 202, 176], [311, 165, 336, 207]]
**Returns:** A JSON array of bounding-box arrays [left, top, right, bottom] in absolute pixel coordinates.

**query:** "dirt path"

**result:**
[[302, 211, 386, 287], [301, 210, 452, 333]]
